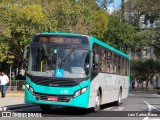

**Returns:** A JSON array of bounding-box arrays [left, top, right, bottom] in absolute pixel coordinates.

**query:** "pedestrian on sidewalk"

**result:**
[[132, 81, 135, 90], [0, 72, 1, 93], [0, 71, 9, 98]]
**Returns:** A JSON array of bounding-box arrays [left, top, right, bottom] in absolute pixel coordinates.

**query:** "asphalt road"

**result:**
[[2, 92, 160, 120]]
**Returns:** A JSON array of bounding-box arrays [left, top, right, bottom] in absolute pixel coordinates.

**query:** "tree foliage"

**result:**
[[105, 15, 136, 53], [131, 59, 160, 90], [0, 0, 109, 75], [119, 0, 160, 91], [123, 0, 160, 28]]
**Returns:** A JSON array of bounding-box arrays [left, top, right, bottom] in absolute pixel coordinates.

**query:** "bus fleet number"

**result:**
[[61, 90, 69, 94]]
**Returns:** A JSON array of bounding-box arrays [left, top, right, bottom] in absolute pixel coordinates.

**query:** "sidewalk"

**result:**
[[0, 91, 36, 111], [130, 87, 160, 94]]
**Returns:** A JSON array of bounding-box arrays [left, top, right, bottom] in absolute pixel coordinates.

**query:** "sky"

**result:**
[[107, 0, 122, 13], [108, 0, 121, 8]]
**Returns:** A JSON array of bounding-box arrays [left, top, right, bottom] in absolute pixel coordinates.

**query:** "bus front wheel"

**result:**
[[40, 104, 52, 112], [91, 91, 101, 112]]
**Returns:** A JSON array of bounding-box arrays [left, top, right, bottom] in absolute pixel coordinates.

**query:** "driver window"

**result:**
[[84, 52, 90, 75]]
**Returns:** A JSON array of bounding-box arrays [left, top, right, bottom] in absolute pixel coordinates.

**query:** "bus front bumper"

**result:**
[[25, 87, 89, 109]]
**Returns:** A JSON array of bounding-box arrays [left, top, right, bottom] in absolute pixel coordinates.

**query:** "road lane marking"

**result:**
[[143, 117, 149, 120], [113, 107, 125, 111], [101, 107, 113, 111], [152, 94, 160, 96], [144, 101, 160, 112], [129, 94, 133, 96], [143, 101, 160, 120], [143, 117, 160, 120]]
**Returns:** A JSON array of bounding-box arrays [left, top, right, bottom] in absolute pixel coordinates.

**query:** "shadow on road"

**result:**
[[42, 102, 117, 116], [12, 102, 118, 116]]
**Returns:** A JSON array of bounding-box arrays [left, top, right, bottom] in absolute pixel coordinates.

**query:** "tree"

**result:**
[[0, 0, 110, 77], [92, 10, 109, 40], [105, 15, 136, 53], [131, 59, 160, 91], [151, 30, 160, 58], [122, 0, 160, 28], [0, 1, 50, 76]]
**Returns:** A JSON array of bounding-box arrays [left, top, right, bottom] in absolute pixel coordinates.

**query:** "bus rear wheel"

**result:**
[[115, 90, 122, 106], [40, 104, 52, 112], [91, 91, 101, 112]]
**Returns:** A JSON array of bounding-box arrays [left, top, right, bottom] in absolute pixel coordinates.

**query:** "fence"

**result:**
[[6, 80, 26, 92]]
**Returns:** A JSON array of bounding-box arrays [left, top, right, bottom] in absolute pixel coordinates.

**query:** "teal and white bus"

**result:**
[[25, 32, 130, 112]]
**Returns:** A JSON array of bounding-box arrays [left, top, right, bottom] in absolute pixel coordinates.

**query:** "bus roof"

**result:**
[[36, 32, 130, 59], [37, 32, 84, 36], [90, 36, 130, 59]]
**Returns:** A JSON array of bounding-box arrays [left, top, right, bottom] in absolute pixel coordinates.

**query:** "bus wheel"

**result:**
[[91, 91, 101, 112], [115, 90, 122, 106], [40, 105, 52, 112]]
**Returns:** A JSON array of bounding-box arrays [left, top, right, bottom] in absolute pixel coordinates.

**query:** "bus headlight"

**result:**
[[26, 83, 34, 94], [81, 87, 87, 94], [74, 90, 81, 97], [26, 84, 29, 89], [74, 87, 88, 97], [29, 87, 34, 94]]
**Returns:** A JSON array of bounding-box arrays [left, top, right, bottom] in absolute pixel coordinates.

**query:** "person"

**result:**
[[0, 72, 2, 94], [0, 71, 9, 98], [132, 81, 135, 90]]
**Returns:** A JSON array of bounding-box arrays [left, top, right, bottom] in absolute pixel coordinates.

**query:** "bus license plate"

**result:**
[[47, 96, 58, 101]]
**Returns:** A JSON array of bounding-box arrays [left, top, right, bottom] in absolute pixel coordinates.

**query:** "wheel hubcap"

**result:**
[[95, 94, 100, 110], [118, 93, 121, 103]]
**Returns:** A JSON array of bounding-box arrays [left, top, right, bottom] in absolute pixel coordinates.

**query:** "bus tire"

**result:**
[[91, 90, 101, 112], [115, 90, 122, 106], [40, 104, 52, 112]]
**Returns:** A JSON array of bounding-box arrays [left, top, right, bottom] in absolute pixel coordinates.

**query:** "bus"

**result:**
[[25, 32, 130, 112]]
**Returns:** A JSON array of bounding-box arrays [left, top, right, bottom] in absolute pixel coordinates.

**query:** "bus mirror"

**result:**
[[94, 54, 100, 64], [85, 63, 89, 68], [23, 45, 29, 60], [85, 63, 89, 75], [22, 45, 29, 68]]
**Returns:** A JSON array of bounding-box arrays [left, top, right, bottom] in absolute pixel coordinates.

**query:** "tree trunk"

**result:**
[[146, 80, 148, 91], [142, 81, 144, 89]]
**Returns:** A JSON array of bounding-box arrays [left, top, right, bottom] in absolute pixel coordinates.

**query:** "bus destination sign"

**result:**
[[33, 35, 88, 44]]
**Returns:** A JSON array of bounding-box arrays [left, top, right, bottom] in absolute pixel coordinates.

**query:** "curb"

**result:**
[[131, 90, 158, 93], [0, 104, 38, 111]]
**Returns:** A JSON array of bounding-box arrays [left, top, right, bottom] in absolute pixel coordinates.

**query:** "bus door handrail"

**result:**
[[41, 61, 47, 72]]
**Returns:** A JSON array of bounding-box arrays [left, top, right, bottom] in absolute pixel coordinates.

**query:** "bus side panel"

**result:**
[[103, 74, 119, 104], [88, 73, 129, 108], [122, 76, 130, 99], [88, 73, 104, 108]]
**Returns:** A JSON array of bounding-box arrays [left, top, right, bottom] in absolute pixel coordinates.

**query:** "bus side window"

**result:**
[[125, 59, 128, 75], [106, 51, 113, 73], [106, 51, 110, 73], [92, 51, 99, 72], [113, 54, 117, 73], [122, 58, 125, 75], [100, 50, 106, 72], [118, 56, 121, 74]]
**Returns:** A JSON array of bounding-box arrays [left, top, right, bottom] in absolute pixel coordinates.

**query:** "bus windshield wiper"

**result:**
[[59, 46, 75, 68], [42, 44, 50, 60]]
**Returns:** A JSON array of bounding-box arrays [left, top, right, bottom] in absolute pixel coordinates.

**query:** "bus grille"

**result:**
[[35, 93, 73, 102], [32, 79, 78, 87]]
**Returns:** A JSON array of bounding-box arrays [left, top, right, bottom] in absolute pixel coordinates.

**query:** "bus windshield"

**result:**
[[28, 46, 90, 78]]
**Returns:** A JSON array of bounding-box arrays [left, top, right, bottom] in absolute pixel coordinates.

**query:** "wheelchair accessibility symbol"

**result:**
[[55, 69, 64, 78]]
